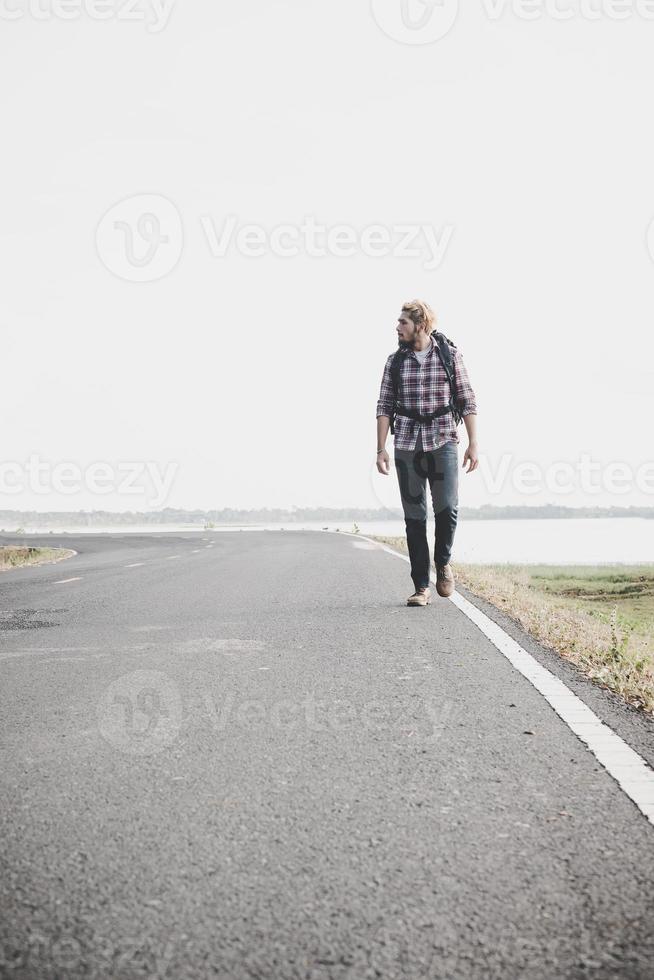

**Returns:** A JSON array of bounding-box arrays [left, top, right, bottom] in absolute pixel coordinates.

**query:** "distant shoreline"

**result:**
[[1, 505, 653, 530]]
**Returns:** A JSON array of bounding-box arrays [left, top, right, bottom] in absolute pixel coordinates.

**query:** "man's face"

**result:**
[[396, 312, 418, 344]]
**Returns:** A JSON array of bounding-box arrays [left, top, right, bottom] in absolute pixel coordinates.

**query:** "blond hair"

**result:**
[[401, 299, 436, 335]]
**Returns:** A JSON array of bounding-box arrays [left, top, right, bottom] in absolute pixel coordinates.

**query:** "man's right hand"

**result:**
[[376, 449, 390, 475]]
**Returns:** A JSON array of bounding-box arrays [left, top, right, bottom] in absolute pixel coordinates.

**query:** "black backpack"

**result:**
[[389, 332, 463, 435]]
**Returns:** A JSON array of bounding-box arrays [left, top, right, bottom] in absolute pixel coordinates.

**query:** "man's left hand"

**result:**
[[462, 442, 479, 473]]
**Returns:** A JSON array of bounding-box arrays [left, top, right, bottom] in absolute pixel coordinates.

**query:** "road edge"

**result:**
[[341, 530, 654, 829]]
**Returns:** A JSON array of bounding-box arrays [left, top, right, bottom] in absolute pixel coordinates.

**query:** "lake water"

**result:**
[[350, 518, 654, 566], [7, 518, 654, 565]]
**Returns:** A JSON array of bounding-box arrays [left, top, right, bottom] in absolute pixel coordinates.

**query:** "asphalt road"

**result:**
[[1, 529, 653, 980]]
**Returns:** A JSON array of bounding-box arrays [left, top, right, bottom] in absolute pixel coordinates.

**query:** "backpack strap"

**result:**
[[389, 346, 409, 435], [433, 332, 463, 426]]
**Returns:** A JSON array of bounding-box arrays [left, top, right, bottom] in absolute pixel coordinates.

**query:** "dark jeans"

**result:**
[[394, 429, 459, 591]]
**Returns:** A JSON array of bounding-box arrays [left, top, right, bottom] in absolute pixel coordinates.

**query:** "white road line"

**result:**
[[125, 562, 145, 567], [0, 646, 101, 662], [53, 577, 81, 584], [0, 642, 155, 663], [356, 533, 654, 828], [191, 549, 202, 553], [165, 555, 181, 560], [4, 646, 101, 652]]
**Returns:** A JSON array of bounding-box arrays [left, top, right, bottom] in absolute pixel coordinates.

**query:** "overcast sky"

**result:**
[[2, 0, 654, 513]]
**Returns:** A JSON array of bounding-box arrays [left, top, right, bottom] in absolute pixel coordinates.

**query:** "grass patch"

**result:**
[[372, 536, 654, 717], [0, 546, 69, 571]]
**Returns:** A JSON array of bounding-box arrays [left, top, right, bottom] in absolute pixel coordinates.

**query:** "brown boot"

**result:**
[[407, 587, 431, 607], [435, 564, 455, 598]]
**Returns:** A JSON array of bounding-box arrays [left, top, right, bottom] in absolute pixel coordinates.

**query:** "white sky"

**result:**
[[2, 0, 654, 513]]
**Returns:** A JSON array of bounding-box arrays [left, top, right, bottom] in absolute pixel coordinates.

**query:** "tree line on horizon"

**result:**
[[1, 504, 653, 528]]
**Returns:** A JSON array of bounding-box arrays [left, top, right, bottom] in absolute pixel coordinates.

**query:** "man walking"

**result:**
[[376, 300, 478, 606]]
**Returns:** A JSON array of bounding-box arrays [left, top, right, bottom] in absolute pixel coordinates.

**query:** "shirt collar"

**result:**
[[401, 334, 436, 358]]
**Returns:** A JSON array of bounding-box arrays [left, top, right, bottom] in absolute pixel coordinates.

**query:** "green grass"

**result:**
[[524, 565, 654, 636], [454, 563, 654, 714], [0, 546, 68, 570]]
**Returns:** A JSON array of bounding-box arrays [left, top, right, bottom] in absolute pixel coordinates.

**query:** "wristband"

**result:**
[[377, 449, 385, 455]]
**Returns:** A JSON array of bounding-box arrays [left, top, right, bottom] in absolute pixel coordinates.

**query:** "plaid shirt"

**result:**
[[376, 333, 477, 451]]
